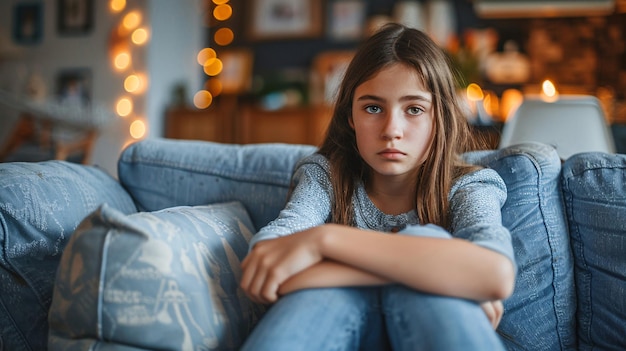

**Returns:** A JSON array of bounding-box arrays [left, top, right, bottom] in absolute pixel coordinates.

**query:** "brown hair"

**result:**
[[317, 23, 482, 229]]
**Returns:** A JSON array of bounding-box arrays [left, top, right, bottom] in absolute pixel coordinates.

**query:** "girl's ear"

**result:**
[[348, 115, 354, 129]]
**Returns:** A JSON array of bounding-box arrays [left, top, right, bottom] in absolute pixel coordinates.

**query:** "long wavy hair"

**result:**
[[317, 23, 482, 229]]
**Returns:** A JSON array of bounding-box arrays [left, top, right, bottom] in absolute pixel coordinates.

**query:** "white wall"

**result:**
[[147, 0, 203, 139], [0, 0, 203, 177]]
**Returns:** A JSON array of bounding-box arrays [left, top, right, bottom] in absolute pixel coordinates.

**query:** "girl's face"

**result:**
[[350, 63, 434, 185]]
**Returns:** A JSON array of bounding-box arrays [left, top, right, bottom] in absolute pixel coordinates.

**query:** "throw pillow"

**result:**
[[48, 201, 265, 351]]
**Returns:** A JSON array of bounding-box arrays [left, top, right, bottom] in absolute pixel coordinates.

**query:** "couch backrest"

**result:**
[[118, 138, 317, 230], [465, 142, 576, 351], [562, 152, 626, 350]]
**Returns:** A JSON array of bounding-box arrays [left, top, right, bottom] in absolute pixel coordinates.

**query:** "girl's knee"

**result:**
[[382, 285, 482, 317]]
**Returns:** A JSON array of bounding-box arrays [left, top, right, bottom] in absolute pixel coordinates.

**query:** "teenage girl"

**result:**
[[240, 23, 516, 351]]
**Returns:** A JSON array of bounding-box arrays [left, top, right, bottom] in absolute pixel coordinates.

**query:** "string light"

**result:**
[[130, 119, 147, 139], [195, 1, 235, 108], [109, 4, 150, 140], [110, 0, 126, 13]]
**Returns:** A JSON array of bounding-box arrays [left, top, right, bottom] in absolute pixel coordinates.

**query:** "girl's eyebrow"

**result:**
[[356, 94, 432, 103]]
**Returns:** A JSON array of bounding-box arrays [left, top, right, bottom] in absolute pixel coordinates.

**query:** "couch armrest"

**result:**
[[0, 161, 136, 351]]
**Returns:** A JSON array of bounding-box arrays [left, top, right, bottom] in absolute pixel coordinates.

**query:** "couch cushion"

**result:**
[[561, 152, 626, 350], [118, 138, 317, 231], [464, 142, 575, 351], [48, 202, 265, 351], [0, 161, 136, 351]]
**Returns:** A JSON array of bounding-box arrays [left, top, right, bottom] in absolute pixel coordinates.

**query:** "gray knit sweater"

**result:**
[[249, 154, 515, 265]]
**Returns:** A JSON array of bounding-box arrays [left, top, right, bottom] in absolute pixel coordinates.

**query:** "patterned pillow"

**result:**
[[48, 202, 265, 351]]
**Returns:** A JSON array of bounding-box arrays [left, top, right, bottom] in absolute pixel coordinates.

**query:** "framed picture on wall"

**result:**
[[57, 0, 94, 35], [327, 0, 366, 41], [248, 0, 322, 41], [12, 3, 44, 45], [218, 49, 254, 95], [56, 68, 92, 106]]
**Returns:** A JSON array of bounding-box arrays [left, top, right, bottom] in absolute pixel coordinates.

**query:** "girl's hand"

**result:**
[[240, 228, 325, 304], [480, 300, 504, 329]]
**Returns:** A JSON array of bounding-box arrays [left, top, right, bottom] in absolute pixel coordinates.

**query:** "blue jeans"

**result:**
[[240, 285, 505, 351]]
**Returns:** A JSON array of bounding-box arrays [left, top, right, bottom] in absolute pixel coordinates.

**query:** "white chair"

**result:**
[[499, 95, 615, 159]]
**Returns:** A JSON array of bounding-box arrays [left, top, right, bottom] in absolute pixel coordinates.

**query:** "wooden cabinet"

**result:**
[[165, 106, 234, 143], [165, 104, 332, 146], [239, 105, 331, 145]]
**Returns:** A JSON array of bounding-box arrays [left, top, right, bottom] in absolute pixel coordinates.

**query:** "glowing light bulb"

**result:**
[[116, 97, 133, 117], [114, 52, 131, 70], [123, 11, 142, 31], [110, 0, 126, 12], [197, 48, 216, 66], [130, 119, 147, 139], [203, 58, 223, 76], [194, 90, 213, 109], [541, 80, 559, 102], [213, 0, 229, 4], [124, 74, 147, 94], [132, 27, 149, 45], [214, 28, 234, 46], [213, 4, 232, 21], [466, 83, 484, 101]]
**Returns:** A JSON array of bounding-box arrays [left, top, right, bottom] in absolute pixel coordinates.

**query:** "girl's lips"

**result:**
[[378, 149, 406, 159]]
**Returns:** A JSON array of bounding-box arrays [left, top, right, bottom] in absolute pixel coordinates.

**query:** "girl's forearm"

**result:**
[[278, 260, 390, 295], [313, 224, 515, 301]]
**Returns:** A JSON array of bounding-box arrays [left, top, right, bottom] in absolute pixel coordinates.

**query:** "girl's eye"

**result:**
[[365, 105, 382, 114], [407, 107, 424, 116]]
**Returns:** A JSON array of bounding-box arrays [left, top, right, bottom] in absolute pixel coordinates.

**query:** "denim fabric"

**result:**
[[562, 152, 626, 350], [464, 142, 576, 351], [48, 202, 265, 351], [0, 161, 136, 351], [118, 139, 317, 230]]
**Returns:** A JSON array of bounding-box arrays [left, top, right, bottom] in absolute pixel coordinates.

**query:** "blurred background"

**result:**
[[0, 0, 625, 176]]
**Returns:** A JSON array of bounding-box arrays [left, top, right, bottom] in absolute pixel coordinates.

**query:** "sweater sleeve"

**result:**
[[248, 154, 333, 250], [449, 168, 516, 269]]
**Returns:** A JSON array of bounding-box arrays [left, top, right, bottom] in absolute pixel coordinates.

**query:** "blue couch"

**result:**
[[0, 138, 624, 350]]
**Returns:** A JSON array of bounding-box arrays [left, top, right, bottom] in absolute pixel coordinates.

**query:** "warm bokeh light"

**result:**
[[116, 97, 133, 117], [197, 48, 217, 66], [123, 11, 142, 31], [541, 80, 559, 102], [114, 52, 131, 70], [124, 73, 147, 94], [213, 0, 230, 4], [131, 27, 149, 45], [193, 90, 213, 109], [542, 80, 557, 96], [482, 90, 499, 119], [130, 119, 147, 139], [110, 0, 126, 12], [213, 4, 233, 21], [466, 83, 484, 101], [214, 27, 234, 46], [203, 58, 223, 76], [500, 89, 524, 120], [206, 79, 223, 96]]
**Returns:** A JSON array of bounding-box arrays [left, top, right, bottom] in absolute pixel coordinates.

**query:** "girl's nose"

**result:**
[[381, 112, 403, 140]]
